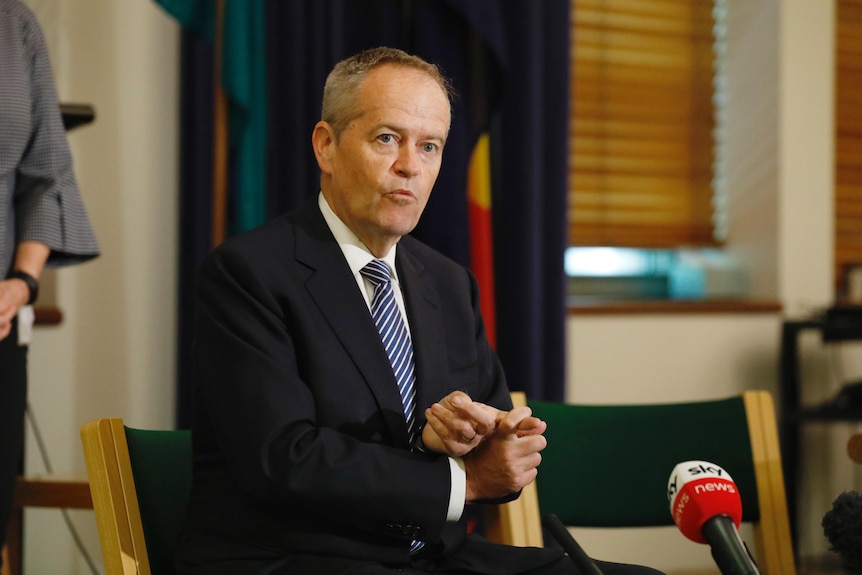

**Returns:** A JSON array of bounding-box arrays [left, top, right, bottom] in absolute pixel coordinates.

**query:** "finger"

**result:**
[[426, 410, 449, 441], [496, 405, 534, 434], [445, 390, 472, 408], [430, 401, 481, 441], [428, 404, 475, 442], [0, 303, 15, 322], [522, 434, 547, 454], [452, 401, 498, 435], [444, 392, 484, 415], [425, 410, 466, 449], [470, 403, 501, 435], [515, 416, 547, 437], [444, 394, 490, 426], [425, 409, 481, 457], [425, 409, 451, 440]]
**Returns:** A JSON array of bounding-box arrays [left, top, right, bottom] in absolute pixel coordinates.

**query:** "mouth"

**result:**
[[385, 189, 417, 201]]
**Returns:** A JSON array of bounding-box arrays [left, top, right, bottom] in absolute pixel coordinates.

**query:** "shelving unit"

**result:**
[[779, 305, 862, 555]]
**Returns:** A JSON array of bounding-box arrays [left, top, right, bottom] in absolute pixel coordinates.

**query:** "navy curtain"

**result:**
[[494, 2, 569, 402], [174, 0, 568, 428], [264, 0, 505, 269], [176, 30, 214, 428]]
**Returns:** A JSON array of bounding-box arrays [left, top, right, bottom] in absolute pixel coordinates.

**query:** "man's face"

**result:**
[[314, 64, 451, 256]]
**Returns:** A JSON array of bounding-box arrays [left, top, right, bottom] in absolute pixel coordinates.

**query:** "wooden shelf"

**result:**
[[33, 306, 62, 326], [60, 103, 95, 131]]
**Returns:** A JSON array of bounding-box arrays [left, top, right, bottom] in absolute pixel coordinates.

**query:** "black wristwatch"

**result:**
[[411, 424, 428, 453], [9, 270, 39, 305]]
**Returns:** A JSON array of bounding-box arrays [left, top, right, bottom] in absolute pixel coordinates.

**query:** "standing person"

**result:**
[[176, 47, 664, 575], [0, 0, 100, 564]]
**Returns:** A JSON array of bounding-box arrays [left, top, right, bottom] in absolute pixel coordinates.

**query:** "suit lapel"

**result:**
[[293, 200, 411, 442], [395, 246, 448, 421]]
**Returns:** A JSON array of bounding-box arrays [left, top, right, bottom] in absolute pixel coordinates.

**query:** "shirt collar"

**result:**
[[318, 192, 398, 279]]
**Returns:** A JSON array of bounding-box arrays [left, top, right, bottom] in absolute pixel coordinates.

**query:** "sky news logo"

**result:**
[[667, 461, 733, 501]]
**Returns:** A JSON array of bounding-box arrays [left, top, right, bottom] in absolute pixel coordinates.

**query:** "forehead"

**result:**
[[353, 65, 451, 134]]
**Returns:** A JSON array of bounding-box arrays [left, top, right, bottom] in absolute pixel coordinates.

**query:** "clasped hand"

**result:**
[[422, 391, 547, 502], [0, 278, 29, 341]]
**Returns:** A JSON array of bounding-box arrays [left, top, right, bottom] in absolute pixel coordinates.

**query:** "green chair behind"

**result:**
[[81, 418, 192, 575], [485, 391, 796, 575]]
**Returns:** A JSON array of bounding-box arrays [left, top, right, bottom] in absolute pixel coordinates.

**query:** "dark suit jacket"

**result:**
[[176, 197, 563, 574]]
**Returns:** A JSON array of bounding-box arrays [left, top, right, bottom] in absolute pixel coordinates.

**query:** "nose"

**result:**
[[393, 144, 421, 178]]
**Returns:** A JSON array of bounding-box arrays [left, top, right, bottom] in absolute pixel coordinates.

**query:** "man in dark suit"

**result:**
[[175, 47, 665, 575]]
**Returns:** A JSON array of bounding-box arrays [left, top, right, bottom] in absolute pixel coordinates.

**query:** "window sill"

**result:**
[[568, 298, 783, 315]]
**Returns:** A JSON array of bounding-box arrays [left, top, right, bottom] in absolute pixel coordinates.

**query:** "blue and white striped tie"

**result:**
[[361, 259, 418, 439], [360, 259, 424, 554]]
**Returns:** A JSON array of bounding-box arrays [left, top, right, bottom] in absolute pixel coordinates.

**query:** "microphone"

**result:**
[[667, 460, 760, 575], [542, 514, 604, 575], [822, 490, 862, 571]]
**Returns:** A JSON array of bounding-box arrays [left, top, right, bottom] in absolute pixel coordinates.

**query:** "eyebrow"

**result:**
[[375, 123, 447, 144]]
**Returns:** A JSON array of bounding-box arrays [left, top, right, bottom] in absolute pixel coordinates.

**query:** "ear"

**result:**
[[312, 121, 336, 175]]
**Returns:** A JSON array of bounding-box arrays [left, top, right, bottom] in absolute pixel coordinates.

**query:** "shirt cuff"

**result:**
[[447, 457, 466, 521]]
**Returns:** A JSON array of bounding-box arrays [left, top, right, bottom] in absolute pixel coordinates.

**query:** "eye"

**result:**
[[377, 134, 395, 144], [422, 143, 438, 153]]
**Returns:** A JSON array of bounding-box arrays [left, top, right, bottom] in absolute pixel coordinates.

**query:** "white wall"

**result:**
[[15, 0, 854, 573], [21, 1, 179, 573], [777, 0, 835, 315], [565, 314, 783, 573]]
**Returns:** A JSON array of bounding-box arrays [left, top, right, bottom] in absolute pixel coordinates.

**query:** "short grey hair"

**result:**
[[321, 46, 455, 139]]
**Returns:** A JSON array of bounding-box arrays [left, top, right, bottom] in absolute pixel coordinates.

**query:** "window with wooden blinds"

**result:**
[[569, 0, 718, 248], [836, 0, 862, 295]]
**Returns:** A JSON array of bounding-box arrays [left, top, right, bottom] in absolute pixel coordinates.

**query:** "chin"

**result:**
[[385, 225, 418, 240], [379, 212, 421, 236]]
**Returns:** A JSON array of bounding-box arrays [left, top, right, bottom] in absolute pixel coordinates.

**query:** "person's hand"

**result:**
[[462, 405, 547, 502], [0, 278, 29, 341], [421, 391, 500, 457]]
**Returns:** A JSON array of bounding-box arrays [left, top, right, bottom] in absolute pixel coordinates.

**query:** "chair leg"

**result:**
[[3, 506, 22, 575]]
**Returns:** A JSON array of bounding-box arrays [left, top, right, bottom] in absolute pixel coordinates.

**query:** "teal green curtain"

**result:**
[[155, 0, 268, 234]]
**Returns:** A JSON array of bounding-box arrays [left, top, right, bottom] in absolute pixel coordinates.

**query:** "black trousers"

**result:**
[[177, 532, 666, 575], [0, 318, 27, 559], [341, 556, 667, 575], [184, 554, 666, 575]]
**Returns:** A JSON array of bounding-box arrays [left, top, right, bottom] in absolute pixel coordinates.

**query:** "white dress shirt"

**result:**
[[319, 192, 466, 522]]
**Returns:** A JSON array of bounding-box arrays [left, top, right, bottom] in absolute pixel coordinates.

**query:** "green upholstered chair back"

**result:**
[[529, 396, 758, 528], [125, 427, 192, 575], [486, 391, 795, 575]]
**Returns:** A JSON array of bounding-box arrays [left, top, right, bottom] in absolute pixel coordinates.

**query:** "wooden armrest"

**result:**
[[12, 476, 92, 509], [3, 476, 93, 575]]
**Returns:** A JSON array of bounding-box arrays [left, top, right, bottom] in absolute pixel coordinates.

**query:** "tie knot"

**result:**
[[360, 259, 392, 287]]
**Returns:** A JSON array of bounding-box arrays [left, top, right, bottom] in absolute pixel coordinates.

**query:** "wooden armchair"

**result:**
[[80, 418, 191, 575], [486, 390, 796, 575]]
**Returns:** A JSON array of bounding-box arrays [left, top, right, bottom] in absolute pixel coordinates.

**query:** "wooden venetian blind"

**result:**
[[569, 0, 718, 248], [836, 0, 862, 294]]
